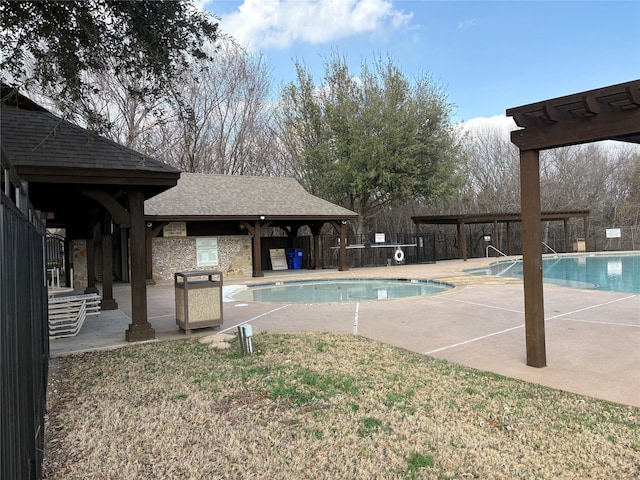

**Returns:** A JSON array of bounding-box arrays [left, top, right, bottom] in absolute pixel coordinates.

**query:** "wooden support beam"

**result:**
[[84, 220, 99, 295], [329, 221, 349, 271], [240, 220, 272, 277], [80, 188, 131, 228], [146, 222, 168, 283], [126, 189, 154, 342], [100, 212, 118, 310], [338, 222, 347, 271], [510, 108, 640, 151], [520, 149, 546, 368], [584, 216, 590, 251], [251, 221, 264, 277], [457, 222, 467, 260], [310, 223, 323, 270]]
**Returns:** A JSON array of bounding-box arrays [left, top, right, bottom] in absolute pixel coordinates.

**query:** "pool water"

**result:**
[[467, 254, 640, 293], [231, 279, 452, 303]]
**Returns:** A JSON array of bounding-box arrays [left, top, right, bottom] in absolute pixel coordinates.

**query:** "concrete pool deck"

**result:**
[[49, 257, 640, 408]]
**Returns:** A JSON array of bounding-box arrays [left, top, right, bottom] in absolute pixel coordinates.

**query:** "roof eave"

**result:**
[[145, 214, 359, 222], [16, 165, 180, 187]]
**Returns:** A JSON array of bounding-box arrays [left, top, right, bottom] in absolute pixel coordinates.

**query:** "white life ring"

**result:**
[[394, 248, 404, 262]]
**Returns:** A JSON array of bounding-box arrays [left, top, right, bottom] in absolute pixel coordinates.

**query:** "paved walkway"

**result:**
[[49, 258, 640, 407]]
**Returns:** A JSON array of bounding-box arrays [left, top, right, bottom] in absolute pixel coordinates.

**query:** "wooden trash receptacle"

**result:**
[[174, 270, 223, 334]]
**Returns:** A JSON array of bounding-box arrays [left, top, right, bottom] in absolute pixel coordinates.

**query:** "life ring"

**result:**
[[394, 248, 404, 263]]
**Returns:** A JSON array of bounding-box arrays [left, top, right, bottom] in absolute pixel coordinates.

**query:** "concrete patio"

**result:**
[[49, 257, 640, 408]]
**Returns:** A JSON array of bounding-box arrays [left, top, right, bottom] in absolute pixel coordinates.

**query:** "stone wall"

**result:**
[[152, 235, 252, 282], [70, 239, 87, 287]]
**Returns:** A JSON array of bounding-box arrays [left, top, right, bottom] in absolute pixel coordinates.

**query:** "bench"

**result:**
[[48, 293, 102, 339]]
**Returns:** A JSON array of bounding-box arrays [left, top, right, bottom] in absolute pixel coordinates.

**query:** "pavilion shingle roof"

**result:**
[[145, 173, 358, 220], [1, 103, 178, 174]]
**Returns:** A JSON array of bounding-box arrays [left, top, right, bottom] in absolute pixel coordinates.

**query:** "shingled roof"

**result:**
[[145, 173, 358, 221], [1, 86, 179, 185]]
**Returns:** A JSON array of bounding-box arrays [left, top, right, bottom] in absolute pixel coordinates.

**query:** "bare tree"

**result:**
[[610, 146, 640, 227], [456, 119, 521, 213], [161, 40, 278, 175]]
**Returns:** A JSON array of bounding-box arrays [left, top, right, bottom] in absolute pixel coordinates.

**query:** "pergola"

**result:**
[[412, 210, 590, 260], [507, 79, 640, 368], [1, 86, 180, 342]]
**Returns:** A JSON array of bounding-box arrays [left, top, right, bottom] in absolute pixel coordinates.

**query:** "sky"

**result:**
[[203, 0, 640, 124]]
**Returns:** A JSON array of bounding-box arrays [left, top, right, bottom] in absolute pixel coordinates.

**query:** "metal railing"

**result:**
[[541, 241, 558, 254], [1, 151, 48, 480], [485, 244, 508, 257], [321, 233, 436, 268]]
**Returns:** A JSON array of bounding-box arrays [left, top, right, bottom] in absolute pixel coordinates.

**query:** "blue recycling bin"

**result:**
[[286, 249, 303, 269]]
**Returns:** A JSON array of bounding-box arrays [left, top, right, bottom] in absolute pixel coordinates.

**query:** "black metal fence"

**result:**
[[424, 223, 640, 261], [1, 155, 48, 480], [46, 232, 66, 287], [320, 233, 436, 268]]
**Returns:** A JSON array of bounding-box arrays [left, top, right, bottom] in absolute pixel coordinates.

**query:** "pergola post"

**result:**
[[338, 222, 348, 271], [583, 216, 590, 251], [84, 220, 99, 295], [329, 221, 349, 271], [100, 211, 118, 310], [252, 221, 264, 277], [126, 188, 155, 342], [520, 149, 546, 368], [563, 219, 569, 253], [310, 223, 323, 270], [457, 221, 467, 260]]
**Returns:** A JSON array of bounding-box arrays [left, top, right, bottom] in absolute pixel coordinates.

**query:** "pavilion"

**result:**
[[144, 173, 359, 278], [1, 85, 180, 341]]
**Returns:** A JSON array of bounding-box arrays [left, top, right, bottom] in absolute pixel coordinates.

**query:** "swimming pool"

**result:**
[[230, 279, 453, 303], [467, 253, 640, 293]]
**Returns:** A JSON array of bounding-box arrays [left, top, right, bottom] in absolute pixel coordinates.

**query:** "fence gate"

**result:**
[[46, 231, 65, 287], [415, 233, 436, 264]]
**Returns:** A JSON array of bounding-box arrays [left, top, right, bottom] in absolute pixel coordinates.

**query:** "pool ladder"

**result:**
[[486, 245, 507, 257], [486, 242, 558, 258], [541, 241, 558, 254]]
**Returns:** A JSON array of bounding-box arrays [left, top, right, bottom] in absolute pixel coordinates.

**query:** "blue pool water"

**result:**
[[467, 254, 640, 293], [231, 279, 452, 303]]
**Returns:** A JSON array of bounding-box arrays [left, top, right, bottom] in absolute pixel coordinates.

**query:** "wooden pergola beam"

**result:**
[[520, 149, 546, 367], [510, 108, 640, 151], [508, 79, 640, 369]]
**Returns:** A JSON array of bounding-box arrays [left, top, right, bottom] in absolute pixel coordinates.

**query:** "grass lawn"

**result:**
[[44, 332, 639, 479]]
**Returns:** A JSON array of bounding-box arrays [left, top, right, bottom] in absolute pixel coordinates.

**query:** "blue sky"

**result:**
[[206, 1, 640, 123]]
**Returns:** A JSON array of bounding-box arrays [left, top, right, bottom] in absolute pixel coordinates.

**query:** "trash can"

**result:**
[[174, 270, 223, 334], [286, 249, 304, 269]]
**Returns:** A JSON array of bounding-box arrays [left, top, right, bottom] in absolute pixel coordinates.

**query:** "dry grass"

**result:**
[[44, 332, 639, 479]]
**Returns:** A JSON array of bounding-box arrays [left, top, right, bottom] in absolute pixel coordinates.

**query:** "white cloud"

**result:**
[[218, 0, 413, 50], [456, 115, 518, 139], [455, 116, 638, 152], [457, 19, 477, 30]]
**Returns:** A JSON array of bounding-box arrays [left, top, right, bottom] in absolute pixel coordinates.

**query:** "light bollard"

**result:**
[[237, 324, 253, 355]]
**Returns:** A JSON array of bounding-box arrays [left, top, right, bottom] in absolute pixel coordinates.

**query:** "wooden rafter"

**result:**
[[508, 80, 640, 150]]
